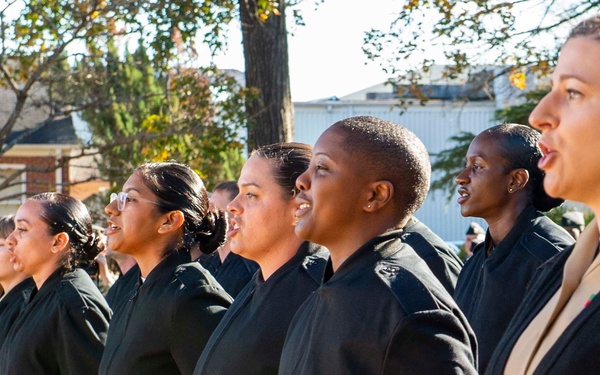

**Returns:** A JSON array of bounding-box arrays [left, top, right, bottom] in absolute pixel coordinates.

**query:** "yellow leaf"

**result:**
[[509, 71, 526, 90]]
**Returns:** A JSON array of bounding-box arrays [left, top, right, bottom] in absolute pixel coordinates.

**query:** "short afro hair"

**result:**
[[331, 116, 431, 221]]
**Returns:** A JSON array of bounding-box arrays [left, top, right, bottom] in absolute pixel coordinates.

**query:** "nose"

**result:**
[[296, 169, 310, 192], [227, 193, 242, 215], [529, 93, 557, 132], [455, 168, 469, 186], [5, 230, 17, 248], [105, 199, 119, 216]]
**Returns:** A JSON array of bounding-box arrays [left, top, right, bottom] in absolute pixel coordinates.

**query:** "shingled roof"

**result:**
[[6, 116, 79, 145]]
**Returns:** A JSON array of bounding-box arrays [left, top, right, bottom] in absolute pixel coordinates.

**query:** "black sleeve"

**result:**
[[383, 310, 478, 375], [57, 304, 110, 375], [170, 286, 231, 374]]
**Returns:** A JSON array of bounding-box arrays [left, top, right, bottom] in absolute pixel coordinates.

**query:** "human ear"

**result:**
[[508, 168, 529, 193], [51, 232, 69, 254], [158, 211, 185, 234], [365, 180, 394, 212]]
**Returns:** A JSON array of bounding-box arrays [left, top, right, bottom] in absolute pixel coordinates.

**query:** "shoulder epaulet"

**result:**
[[56, 275, 90, 310], [174, 262, 213, 290], [520, 231, 566, 262], [374, 242, 441, 315], [301, 243, 329, 284]]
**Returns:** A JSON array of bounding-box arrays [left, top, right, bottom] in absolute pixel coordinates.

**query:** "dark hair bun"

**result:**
[[195, 209, 228, 255]]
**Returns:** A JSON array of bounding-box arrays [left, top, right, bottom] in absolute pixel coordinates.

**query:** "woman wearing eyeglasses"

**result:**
[[99, 162, 233, 375], [0, 193, 111, 375]]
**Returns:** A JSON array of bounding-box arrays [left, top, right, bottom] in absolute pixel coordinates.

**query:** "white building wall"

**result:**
[[293, 100, 494, 242]]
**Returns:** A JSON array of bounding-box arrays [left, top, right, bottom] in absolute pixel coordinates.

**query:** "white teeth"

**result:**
[[233, 223, 239, 230], [299, 203, 310, 209]]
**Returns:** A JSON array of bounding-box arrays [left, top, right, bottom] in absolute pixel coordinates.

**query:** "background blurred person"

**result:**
[[454, 124, 574, 372], [194, 143, 328, 375], [0, 214, 35, 348], [199, 180, 258, 298], [0, 193, 111, 374], [99, 162, 232, 375], [560, 211, 585, 240], [464, 222, 486, 258]]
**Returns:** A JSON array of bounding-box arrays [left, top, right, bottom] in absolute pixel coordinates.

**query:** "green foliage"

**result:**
[[1, 0, 250, 196], [60, 42, 248, 189], [544, 205, 596, 227], [493, 89, 549, 125]]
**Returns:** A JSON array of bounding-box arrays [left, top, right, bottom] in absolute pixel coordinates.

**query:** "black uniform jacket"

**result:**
[[401, 216, 463, 294], [198, 251, 259, 298], [105, 263, 140, 312], [454, 205, 574, 372], [486, 244, 600, 374], [0, 268, 111, 375], [99, 250, 232, 375], [279, 230, 478, 375], [0, 277, 34, 348], [194, 242, 328, 375]]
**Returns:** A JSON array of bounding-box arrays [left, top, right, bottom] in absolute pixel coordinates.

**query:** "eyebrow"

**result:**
[[124, 187, 142, 194], [239, 182, 260, 189], [556, 73, 589, 83], [15, 218, 30, 224]]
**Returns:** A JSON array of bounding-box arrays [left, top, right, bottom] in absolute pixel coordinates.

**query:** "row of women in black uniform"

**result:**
[[2, 17, 600, 372]]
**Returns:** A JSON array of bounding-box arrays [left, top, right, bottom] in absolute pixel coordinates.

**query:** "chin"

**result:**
[[459, 206, 472, 218], [543, 177, 565, 200], [294, 223, 313, 242]]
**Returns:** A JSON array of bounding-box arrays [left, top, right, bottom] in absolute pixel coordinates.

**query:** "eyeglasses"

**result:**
[[109, 192, 160, 212]]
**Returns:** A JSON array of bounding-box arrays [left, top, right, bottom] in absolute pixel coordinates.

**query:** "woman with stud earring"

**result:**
[[454, 123, 574, 372]]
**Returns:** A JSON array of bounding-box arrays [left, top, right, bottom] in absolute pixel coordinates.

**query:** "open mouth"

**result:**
[[457, 188, 470, 204], [295, 203, 311, 218]]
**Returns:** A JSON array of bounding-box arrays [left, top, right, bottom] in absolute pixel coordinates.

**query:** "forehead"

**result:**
[[555, 37, 600, 83], [123, 171, 152, 194], [467, 133, 505, 160], [238, 155, 277, 188], [15, 200, 44, 223], [314, 127, 348, 157]]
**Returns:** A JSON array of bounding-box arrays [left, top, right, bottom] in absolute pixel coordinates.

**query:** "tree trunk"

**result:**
[[239, 0, 294, 152]]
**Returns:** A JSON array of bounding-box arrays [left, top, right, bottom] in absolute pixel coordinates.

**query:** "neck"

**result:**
[[255, 236, 305, 281], [32, 263, 62, 290], [134, 251, 167, 279], [485, 201, 528, 253], [0, 273, 30, 296], [116, 256, 137, 275], [217, 243, 231, 263], [328, 215, 402, 272]]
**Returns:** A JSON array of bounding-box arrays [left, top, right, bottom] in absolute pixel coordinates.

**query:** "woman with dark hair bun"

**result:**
[[99, 162, 232, 375], [454, 123, 574, 372], [194, 143, 329, 375], [0, 193, 111, 374]]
